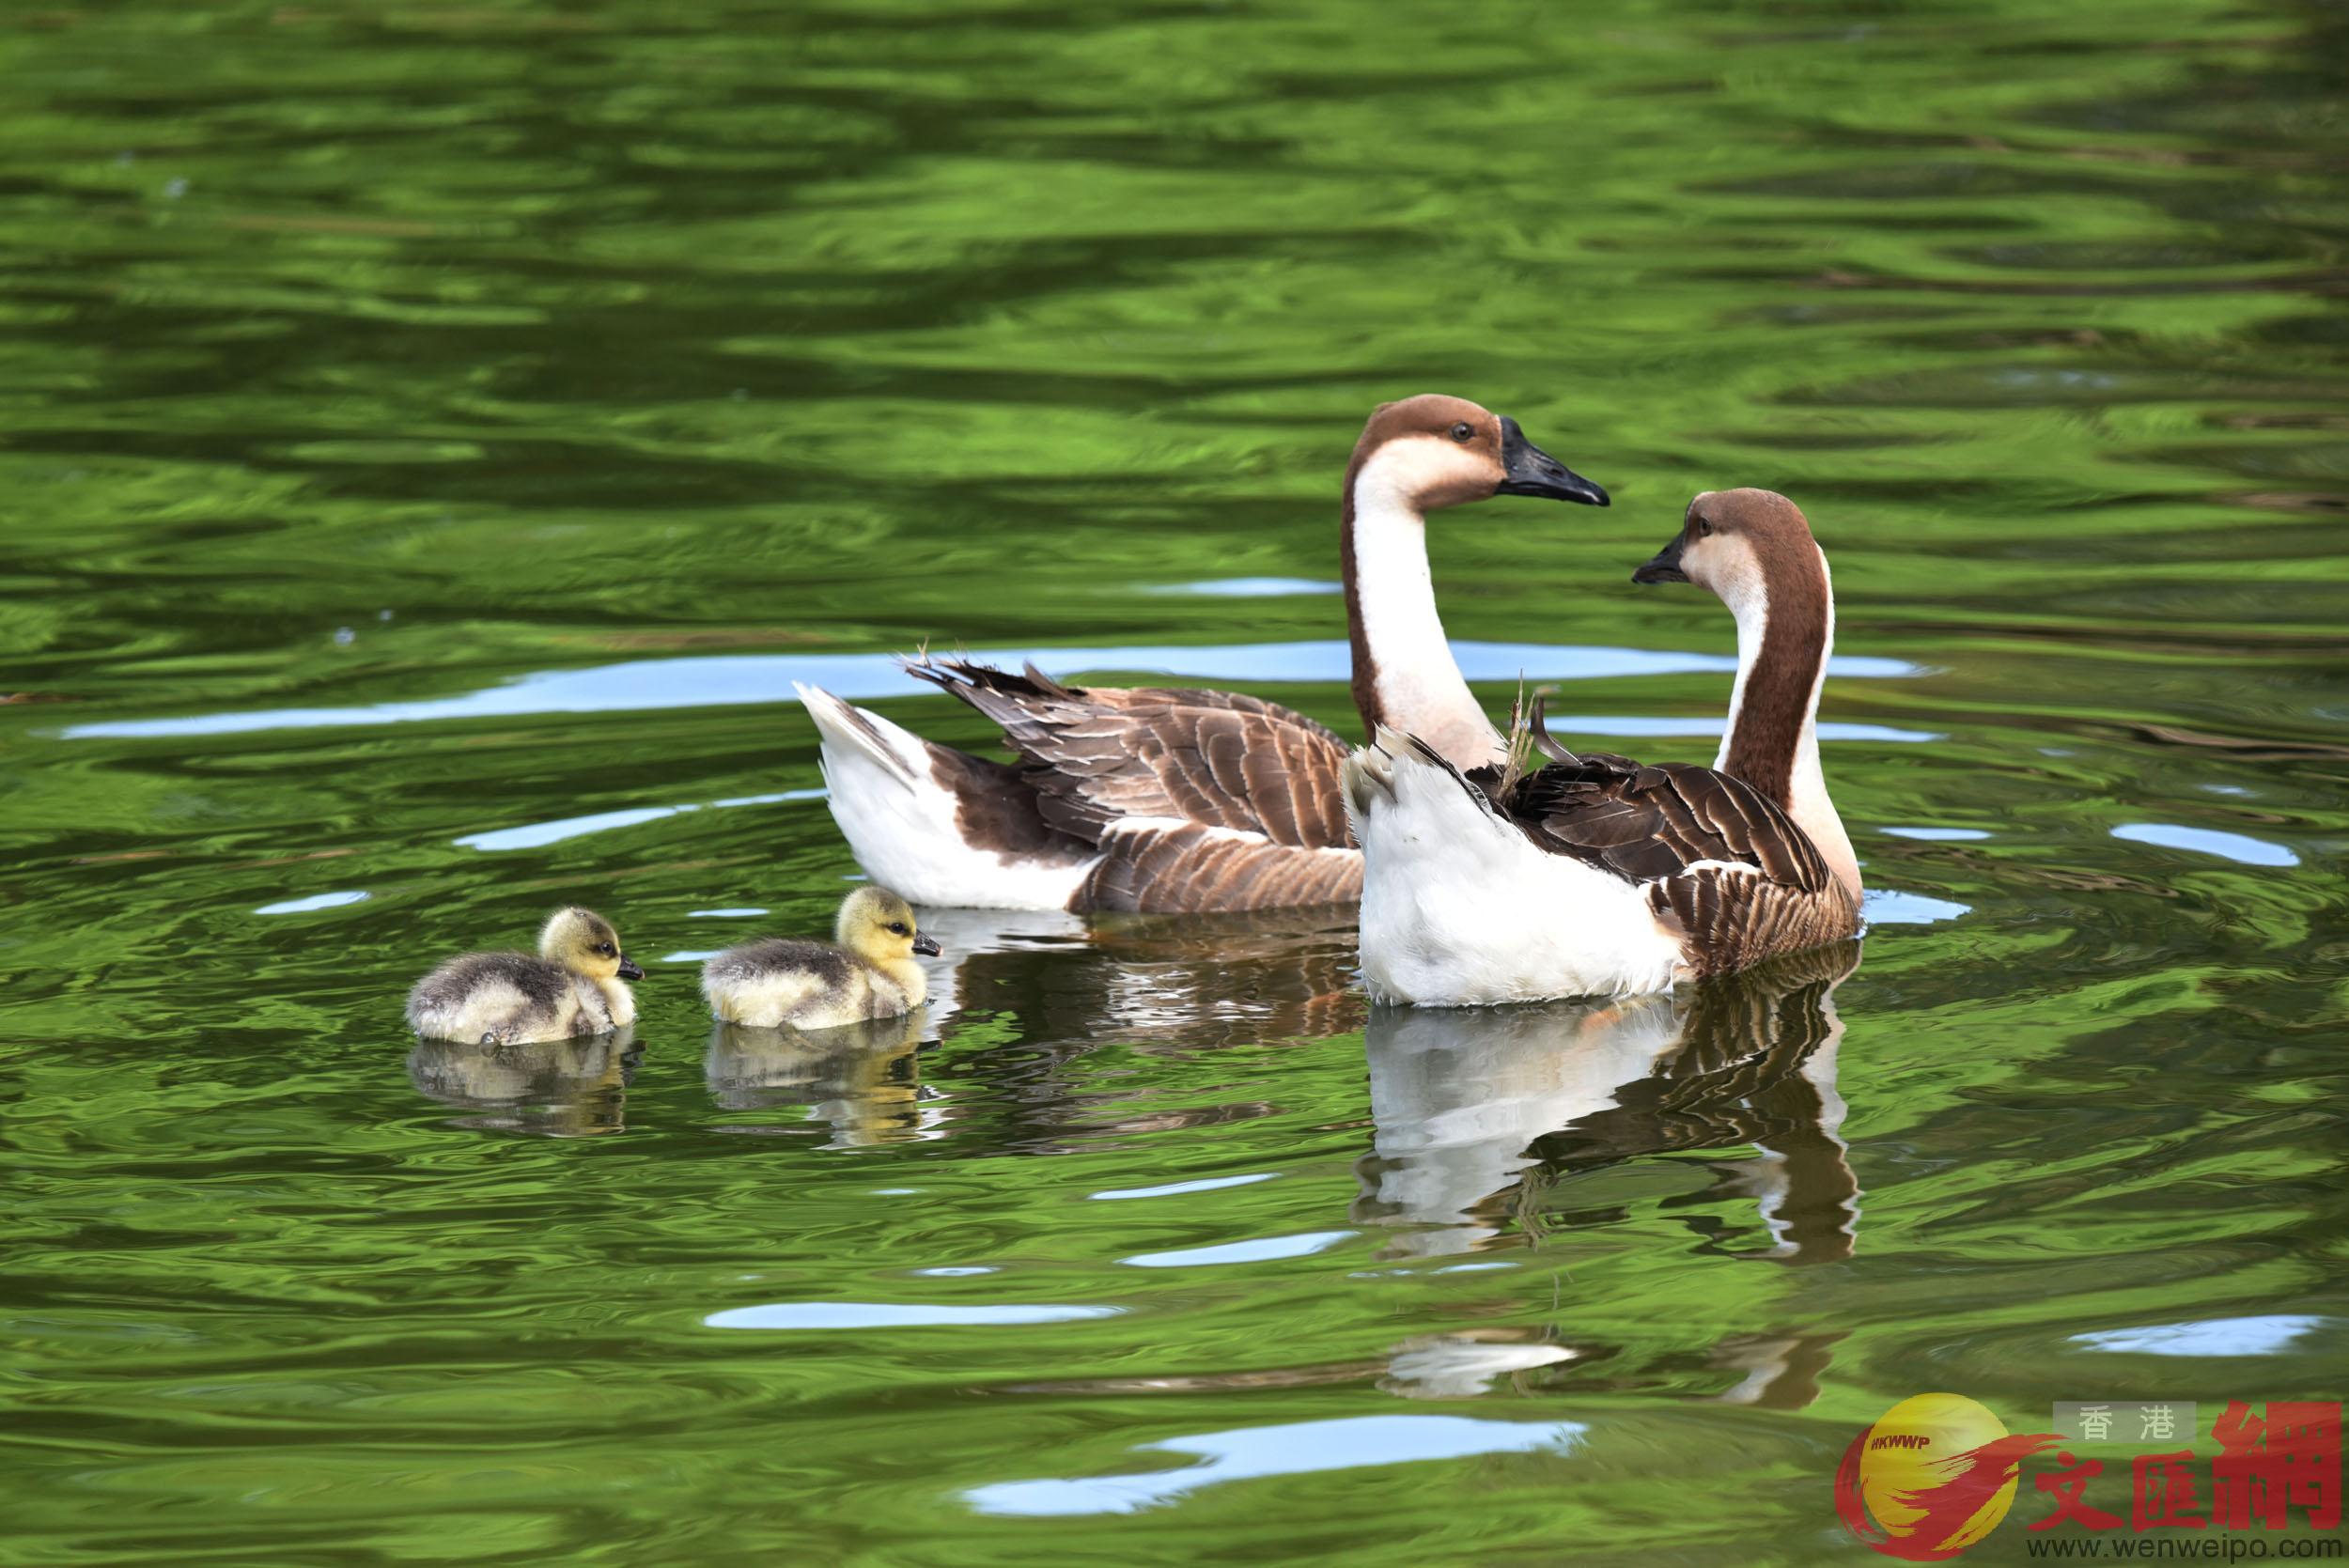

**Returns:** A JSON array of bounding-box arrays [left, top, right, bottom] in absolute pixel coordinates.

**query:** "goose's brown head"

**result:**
[[1347, 395, 1609, 514], [1633, 488, 1820, 611]]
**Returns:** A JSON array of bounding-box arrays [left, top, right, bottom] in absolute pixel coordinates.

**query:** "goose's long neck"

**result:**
[[1343, 467, 1501, 768], [1717, 548, 1861, 899]]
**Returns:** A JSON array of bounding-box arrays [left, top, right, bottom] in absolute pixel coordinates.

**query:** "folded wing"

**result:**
[[1464, 748, 1857, 977], [912, 657, 1362, 913]]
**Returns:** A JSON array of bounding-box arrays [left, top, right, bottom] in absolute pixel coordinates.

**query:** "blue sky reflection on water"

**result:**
[[707, 1302, 1123, 1330], [2071, 1316, 2326, 1358], [61, 641, 1921, 739], [964, 1415, 1588, 1517], [2109, 823, 2299, 869]]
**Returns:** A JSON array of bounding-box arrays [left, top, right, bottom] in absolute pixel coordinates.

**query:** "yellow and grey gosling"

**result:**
[[406, 907, 645, 1045], [701, 887, 940, 1029]]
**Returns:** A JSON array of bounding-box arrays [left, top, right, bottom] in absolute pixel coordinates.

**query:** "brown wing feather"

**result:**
[[1076, 822, 1361, 915], [910, 658, 1354, 851], [1462, 749, 1859, 977]]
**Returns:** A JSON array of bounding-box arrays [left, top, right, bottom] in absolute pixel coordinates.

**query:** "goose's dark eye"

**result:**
[[596, 942, 617, 956], [1448, 422, 1472, 442], [1695, 517, 1714, 538], [887, 922, 910, 936]]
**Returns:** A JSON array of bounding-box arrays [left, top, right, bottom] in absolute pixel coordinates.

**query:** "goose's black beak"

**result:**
[[616, 955, 646, 981], [911, 933, 941, 956], [1632, 534, 1689, 585], [1495, 417, 1610, 506]]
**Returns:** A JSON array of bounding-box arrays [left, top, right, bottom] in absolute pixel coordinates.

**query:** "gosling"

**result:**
[[407, 907, 645, 1045], [701, 887, 941, 1030]]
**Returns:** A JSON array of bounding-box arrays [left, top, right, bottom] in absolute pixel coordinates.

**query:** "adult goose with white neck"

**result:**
[[1344, 489, 1863, 1005], [794, 396, 1609, 914]]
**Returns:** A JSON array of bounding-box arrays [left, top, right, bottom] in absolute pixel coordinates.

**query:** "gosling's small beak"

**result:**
[[1495, 417, 1610, 506], [616, 955, 646, 981], [1632, 534, 1689, 585], [911, 933, 941, 956]]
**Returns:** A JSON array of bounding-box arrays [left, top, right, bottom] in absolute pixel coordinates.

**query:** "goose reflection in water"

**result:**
[[705, 1011, 942, 1149], [1357, 939, 1862, 1265], [1356, 942, 1860, 1407], [910, 904, 1363, 1151], [406, 1028, 642, 1138], [918, 905, 1364, 1047]]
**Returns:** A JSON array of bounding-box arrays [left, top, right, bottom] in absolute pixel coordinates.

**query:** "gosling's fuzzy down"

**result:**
[[406, 907, 646, 1045], [701, 887, 941, 1030]]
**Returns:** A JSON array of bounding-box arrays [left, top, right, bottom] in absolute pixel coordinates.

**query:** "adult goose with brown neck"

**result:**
[[1343, 489, 1863, 1005], [794, 396, 1610, 913]]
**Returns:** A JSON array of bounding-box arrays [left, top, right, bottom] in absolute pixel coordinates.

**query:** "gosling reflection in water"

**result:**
[[705, 1012, 941, 1149], [1356, 941, 1861, 1264], [406, 1028, 641, 1138]]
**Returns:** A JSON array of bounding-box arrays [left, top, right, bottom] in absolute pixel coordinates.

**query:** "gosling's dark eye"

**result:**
[[887, 923, 910, 936], [1448, 422, 1472, 443], [1695, 517, 1714, 538], [597, 942, 617, 956]]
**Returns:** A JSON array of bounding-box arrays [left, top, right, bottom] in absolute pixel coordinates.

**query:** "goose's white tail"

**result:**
[[1344, 730, 1684, 1006], [795, 683, 1096, 911]]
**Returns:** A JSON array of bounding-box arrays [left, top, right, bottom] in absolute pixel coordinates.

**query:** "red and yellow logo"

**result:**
[[1834, 1393, 2060, 1560]]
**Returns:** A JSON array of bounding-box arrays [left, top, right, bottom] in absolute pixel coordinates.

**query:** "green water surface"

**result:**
[[2, 2, 2344, 1564]]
